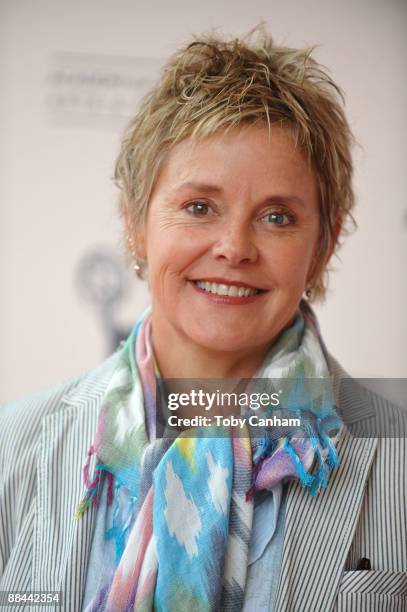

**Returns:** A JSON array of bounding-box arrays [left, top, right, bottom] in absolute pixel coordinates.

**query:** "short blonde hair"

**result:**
[[115, 24, 355, 301]]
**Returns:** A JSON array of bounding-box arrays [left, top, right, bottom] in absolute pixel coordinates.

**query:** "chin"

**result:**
[[186, 326, 258, 355]]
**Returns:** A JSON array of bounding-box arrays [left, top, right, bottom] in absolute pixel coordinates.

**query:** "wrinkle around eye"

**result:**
[[155, 216, 216, 231]]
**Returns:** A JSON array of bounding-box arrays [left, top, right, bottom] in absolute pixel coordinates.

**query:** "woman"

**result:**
[[0, 26, 406, 612]]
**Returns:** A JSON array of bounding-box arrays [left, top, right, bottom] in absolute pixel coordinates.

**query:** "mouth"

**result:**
[[189, 278, 267, 299]]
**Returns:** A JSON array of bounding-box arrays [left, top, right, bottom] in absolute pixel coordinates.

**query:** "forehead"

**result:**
[[152, 123, 317, 199]]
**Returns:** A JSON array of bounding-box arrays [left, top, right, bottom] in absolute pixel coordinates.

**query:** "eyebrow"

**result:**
[[172, 181, 224, 195], [172, 181, 305, 206]]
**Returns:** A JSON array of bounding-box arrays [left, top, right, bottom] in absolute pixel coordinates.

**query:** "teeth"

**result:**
[[194, 281, 259, 297], [228, 286, 239, 297]]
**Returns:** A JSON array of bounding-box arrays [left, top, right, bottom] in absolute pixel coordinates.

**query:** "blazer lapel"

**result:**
[[57, 396, 100, 612], [274, 357, 379, 612], [274, 431, 377, 612], [32, 355, 117, 611]]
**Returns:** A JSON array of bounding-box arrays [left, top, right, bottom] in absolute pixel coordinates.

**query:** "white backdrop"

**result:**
[[1, 0, 406, 402]]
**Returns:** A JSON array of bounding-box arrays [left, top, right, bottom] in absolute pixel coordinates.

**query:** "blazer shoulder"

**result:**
[[1, 350, 120, 418], [328, 353, 407, 438], [0, 350, 120, 468]]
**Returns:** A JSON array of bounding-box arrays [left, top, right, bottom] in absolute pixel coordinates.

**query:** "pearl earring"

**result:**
[[127, 233, 142, 273]]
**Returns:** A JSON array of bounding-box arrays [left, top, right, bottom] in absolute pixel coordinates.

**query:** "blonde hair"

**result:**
[[115, 24, 356, 301]]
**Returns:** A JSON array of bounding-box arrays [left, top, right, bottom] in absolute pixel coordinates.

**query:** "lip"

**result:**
[[188, 277, 266, 291], [189, 279, 268, 305]]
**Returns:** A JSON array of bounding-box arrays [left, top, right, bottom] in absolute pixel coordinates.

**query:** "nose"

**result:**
[[212, 222, 259, 266]]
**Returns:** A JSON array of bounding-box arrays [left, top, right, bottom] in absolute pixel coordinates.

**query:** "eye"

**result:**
[[185, 201, 212, 217], [259, 210, 294, 226]]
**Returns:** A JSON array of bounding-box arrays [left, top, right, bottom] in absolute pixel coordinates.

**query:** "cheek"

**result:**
[[145, 228, 207, 293], [266, 238, 315, 287], [147, 215, 211, 265]]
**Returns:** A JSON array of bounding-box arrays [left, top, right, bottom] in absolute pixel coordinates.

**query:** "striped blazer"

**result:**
[[0, 351, 406, 612]]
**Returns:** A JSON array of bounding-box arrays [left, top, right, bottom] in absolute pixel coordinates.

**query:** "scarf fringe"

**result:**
[[246, 419, 340, 501], [76, 449, 137, 562], [75, 448, 116, 520], [316, 415, 341, 471], [283, 439, 314, 487]]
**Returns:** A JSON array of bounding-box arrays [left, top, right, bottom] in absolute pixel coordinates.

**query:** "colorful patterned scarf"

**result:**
[[77, 300, 342, 611]]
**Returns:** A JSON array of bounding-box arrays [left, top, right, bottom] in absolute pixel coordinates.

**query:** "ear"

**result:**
[[123, 207, 147, 260]]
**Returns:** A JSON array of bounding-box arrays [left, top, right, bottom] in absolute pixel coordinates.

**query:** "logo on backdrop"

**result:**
[[44, 52, 163, 128], [75, 246, 132, 353]]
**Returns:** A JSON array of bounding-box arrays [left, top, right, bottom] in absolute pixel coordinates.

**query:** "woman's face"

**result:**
[[135, 123, 321, 355]]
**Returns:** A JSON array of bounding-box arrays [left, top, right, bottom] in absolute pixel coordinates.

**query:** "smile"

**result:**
[[193, 280, 261, 297], [192, 280, 264, 302]]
